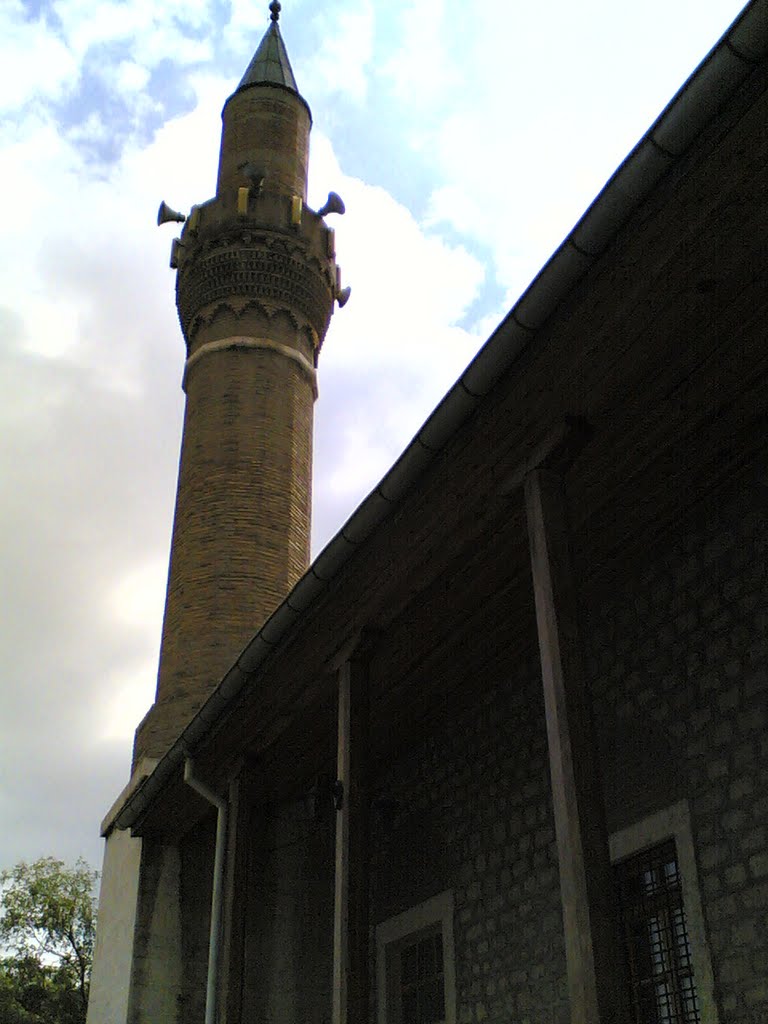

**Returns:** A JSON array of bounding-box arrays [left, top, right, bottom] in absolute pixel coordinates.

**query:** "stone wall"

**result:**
[[134, 327, 318, 766], [585, 469, 768, 1023], [127, 840, 183, 1024], [372, 650, 568, 1024], [180, 816, 216, 1024], [241, 798, 335, 1024], [371, 467, 767, 1024]]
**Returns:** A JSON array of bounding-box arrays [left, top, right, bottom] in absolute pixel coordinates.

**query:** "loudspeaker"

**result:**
[[317, 191, 346, 217], [157, 201, 186, 226]]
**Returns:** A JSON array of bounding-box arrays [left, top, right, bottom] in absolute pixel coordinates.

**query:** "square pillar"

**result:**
[[332, 642, 371, 1024], [524, 465, 630, 1024], [220, 774, 249, 1024]]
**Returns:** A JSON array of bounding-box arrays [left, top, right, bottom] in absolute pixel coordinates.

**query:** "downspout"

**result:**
[[184, 758, 228, 1024]]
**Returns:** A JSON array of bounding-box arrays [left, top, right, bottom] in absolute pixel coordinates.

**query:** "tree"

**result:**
[[0, 858, 98, 1024]]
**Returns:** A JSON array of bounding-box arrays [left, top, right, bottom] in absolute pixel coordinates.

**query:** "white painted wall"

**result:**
[[87, 828, 143, 1024], [128, 841, 183, 1024]]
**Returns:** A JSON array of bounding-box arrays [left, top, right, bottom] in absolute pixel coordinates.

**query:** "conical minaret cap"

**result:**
[[237, 1, 300, 94]]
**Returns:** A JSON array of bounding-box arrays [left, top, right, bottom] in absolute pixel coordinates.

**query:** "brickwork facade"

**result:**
[[133, 45, 341, 765], [370, 468, 767, 1024], [216, 85, 311, 201], [135, 332, 317, 763]]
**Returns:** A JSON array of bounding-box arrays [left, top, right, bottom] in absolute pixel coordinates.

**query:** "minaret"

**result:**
[[134, 1, 345, 764]]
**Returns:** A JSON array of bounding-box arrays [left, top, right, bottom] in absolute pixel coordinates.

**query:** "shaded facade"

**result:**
[[88, 3, 768, 1023]]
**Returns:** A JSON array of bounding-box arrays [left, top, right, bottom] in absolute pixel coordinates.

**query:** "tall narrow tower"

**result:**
[[135, 1, 345, 764]]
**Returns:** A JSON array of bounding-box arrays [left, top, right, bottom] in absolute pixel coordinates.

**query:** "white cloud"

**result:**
[[0, 3, 79, 112], [109, 560, 168, 631], [52, 0, 148, 57], [113, 59, 152, 93], [307, 133, 486, 541], [379, 0, 458, 110], [0, 76, 230, 866], [221, 0, 261, 53], [52, 0, 216, 65], [302, 1, 376, 105], [309, 134, 484, 369], [414, 0, 746, 311], [99, 661, 160, 743]]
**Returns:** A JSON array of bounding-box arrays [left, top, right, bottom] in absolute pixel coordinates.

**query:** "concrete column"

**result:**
[[220, 776, 248, 1024], [524, 466, 630, 1024], [243, 798, 334, 1023], [332, 643, 371, 1024], [127, 840, 183, 1024], [87, 828, 142, 1024], [88, 760, 158, 1024]]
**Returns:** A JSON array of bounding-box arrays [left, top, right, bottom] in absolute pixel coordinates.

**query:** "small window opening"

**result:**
[[386, 925, 446, 1024], [614, 838, 701, 1024]]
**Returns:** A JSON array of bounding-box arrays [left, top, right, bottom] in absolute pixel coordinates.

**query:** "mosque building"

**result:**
[[88, 2, 768, 1022]]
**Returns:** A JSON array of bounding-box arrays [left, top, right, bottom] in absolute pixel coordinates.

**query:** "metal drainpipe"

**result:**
[[184, 758, 228, 1024]]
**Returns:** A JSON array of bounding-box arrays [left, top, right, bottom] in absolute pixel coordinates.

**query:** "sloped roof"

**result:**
[[237, 18, 299, 93]]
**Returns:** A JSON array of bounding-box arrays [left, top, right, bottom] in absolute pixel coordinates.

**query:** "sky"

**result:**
[[0, 0, 749, 874]]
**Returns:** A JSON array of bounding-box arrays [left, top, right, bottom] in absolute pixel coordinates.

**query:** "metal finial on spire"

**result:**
[[269, 0, 281, 21]]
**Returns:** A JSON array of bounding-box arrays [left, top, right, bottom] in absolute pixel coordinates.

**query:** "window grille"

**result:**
[[387, 927, 446, 1024], [614, 838, 701, 1024], [376, 891, 455, 1024]]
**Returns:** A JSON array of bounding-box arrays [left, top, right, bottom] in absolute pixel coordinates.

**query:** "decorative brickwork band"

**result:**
[[182, 335, 318, 395], [177, 233, 335, 345]]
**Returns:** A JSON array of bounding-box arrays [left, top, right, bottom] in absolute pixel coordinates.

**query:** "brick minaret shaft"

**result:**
[[135, 2, 343, 764]]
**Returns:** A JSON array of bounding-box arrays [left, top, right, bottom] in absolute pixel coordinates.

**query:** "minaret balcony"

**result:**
[[174, 189, 340, 351]]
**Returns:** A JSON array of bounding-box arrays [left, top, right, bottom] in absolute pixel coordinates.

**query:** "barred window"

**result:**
[[386, 926, 446, 1024], [376, 892, 456, 1024], [614, 838, 701, 1024]]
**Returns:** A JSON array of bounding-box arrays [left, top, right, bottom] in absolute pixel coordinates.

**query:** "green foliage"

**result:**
[[0, 858, 98, 1024], [0, 957, 84, 1024]]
